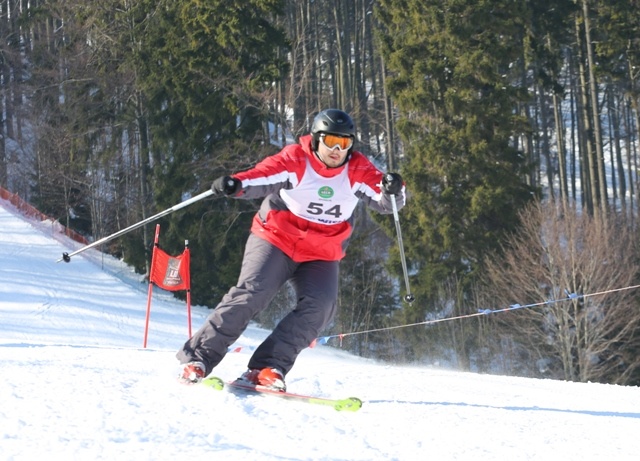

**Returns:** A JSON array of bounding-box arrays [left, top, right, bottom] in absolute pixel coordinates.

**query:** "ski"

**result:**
[[200, 376, 362, 412], [228, 379, 363, 412]]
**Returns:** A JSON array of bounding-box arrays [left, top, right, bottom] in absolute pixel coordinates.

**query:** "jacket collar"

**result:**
[[299, 134, 347, 178]]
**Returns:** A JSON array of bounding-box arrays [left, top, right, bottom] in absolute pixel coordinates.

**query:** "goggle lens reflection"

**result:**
[[321, 134, 353, 150]]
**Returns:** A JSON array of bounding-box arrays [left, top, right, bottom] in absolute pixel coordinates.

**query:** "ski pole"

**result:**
[[391, 193, 415, 303], [57, 189, 214, 263]]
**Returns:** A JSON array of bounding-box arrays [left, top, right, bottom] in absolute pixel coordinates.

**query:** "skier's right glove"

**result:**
[[211, 176, 241, 196], [381, 172, 403, 195]]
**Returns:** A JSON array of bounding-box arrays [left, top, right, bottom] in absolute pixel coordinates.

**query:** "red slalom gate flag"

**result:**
[[149, 247, 190, 291]]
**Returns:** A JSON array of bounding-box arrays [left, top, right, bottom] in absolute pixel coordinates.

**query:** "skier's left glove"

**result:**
[[381, 172, 403, 195], [211, 176, 241, 196]]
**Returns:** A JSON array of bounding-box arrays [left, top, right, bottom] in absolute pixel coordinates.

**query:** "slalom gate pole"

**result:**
[[143, 224, 161, 349], [57, 189, 214, 263], [391, 193, 415, 303]]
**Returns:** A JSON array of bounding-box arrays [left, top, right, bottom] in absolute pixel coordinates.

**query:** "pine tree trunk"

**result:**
[[545, 35, 568, 208], [568, 47, 587, 209], [552, 87, 569, 207], [536, 81, 555, 201], [574, 14, 598, 217], [332, 0, 350, 110], [582, 0, 608, 221], [629, 95, 640, 220], [608, 87, 626, 210], [290, 2, 303, 134], [0, 40, 5, 186], [627, 56, 640, 222], [623, 97, 636, 225], [380, 55, 396, 171]]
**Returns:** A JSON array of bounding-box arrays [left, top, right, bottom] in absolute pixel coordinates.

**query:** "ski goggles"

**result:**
[[320, 133, 354, 151]]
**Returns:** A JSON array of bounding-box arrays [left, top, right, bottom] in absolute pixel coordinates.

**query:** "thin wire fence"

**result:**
[[312, 284, 640, 346]]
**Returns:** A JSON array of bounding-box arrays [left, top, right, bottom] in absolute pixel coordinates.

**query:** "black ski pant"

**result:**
[[176, 233, 339, 376]]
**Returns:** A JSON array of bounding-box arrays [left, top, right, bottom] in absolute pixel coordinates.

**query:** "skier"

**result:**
[[177, 109, 406, 391]]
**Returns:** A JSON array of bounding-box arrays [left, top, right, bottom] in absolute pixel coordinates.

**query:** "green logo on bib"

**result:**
[[318, 186, 334, 199]]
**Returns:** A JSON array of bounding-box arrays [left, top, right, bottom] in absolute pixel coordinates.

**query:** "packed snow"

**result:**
[[1, 198, 639, 461]]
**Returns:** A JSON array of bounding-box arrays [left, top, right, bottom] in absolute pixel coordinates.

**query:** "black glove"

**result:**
[[211, 176, 241, 196], [381, 172, 403, 195]]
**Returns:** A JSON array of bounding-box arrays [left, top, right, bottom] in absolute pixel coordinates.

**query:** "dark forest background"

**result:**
[[2, 0, 640, 385]]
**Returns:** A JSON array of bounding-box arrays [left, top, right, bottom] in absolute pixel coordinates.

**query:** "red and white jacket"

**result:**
[[232, 135, 406, 262]]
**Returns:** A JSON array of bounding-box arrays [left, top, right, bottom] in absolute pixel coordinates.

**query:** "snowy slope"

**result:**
[[1, 198, 639, 461]]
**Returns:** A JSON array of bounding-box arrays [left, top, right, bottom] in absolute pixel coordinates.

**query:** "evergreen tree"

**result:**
[[376, 0, 538, 321], [128, 0, 289, 306], [26, 1, 102, 235]]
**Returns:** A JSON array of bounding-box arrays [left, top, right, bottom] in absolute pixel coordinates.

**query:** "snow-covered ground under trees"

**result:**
[[1, 198, 639, 461]]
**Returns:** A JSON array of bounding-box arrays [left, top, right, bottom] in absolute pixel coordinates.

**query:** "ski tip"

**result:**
[[334, 397, 363, 412], [201, 376, 225, 390]]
